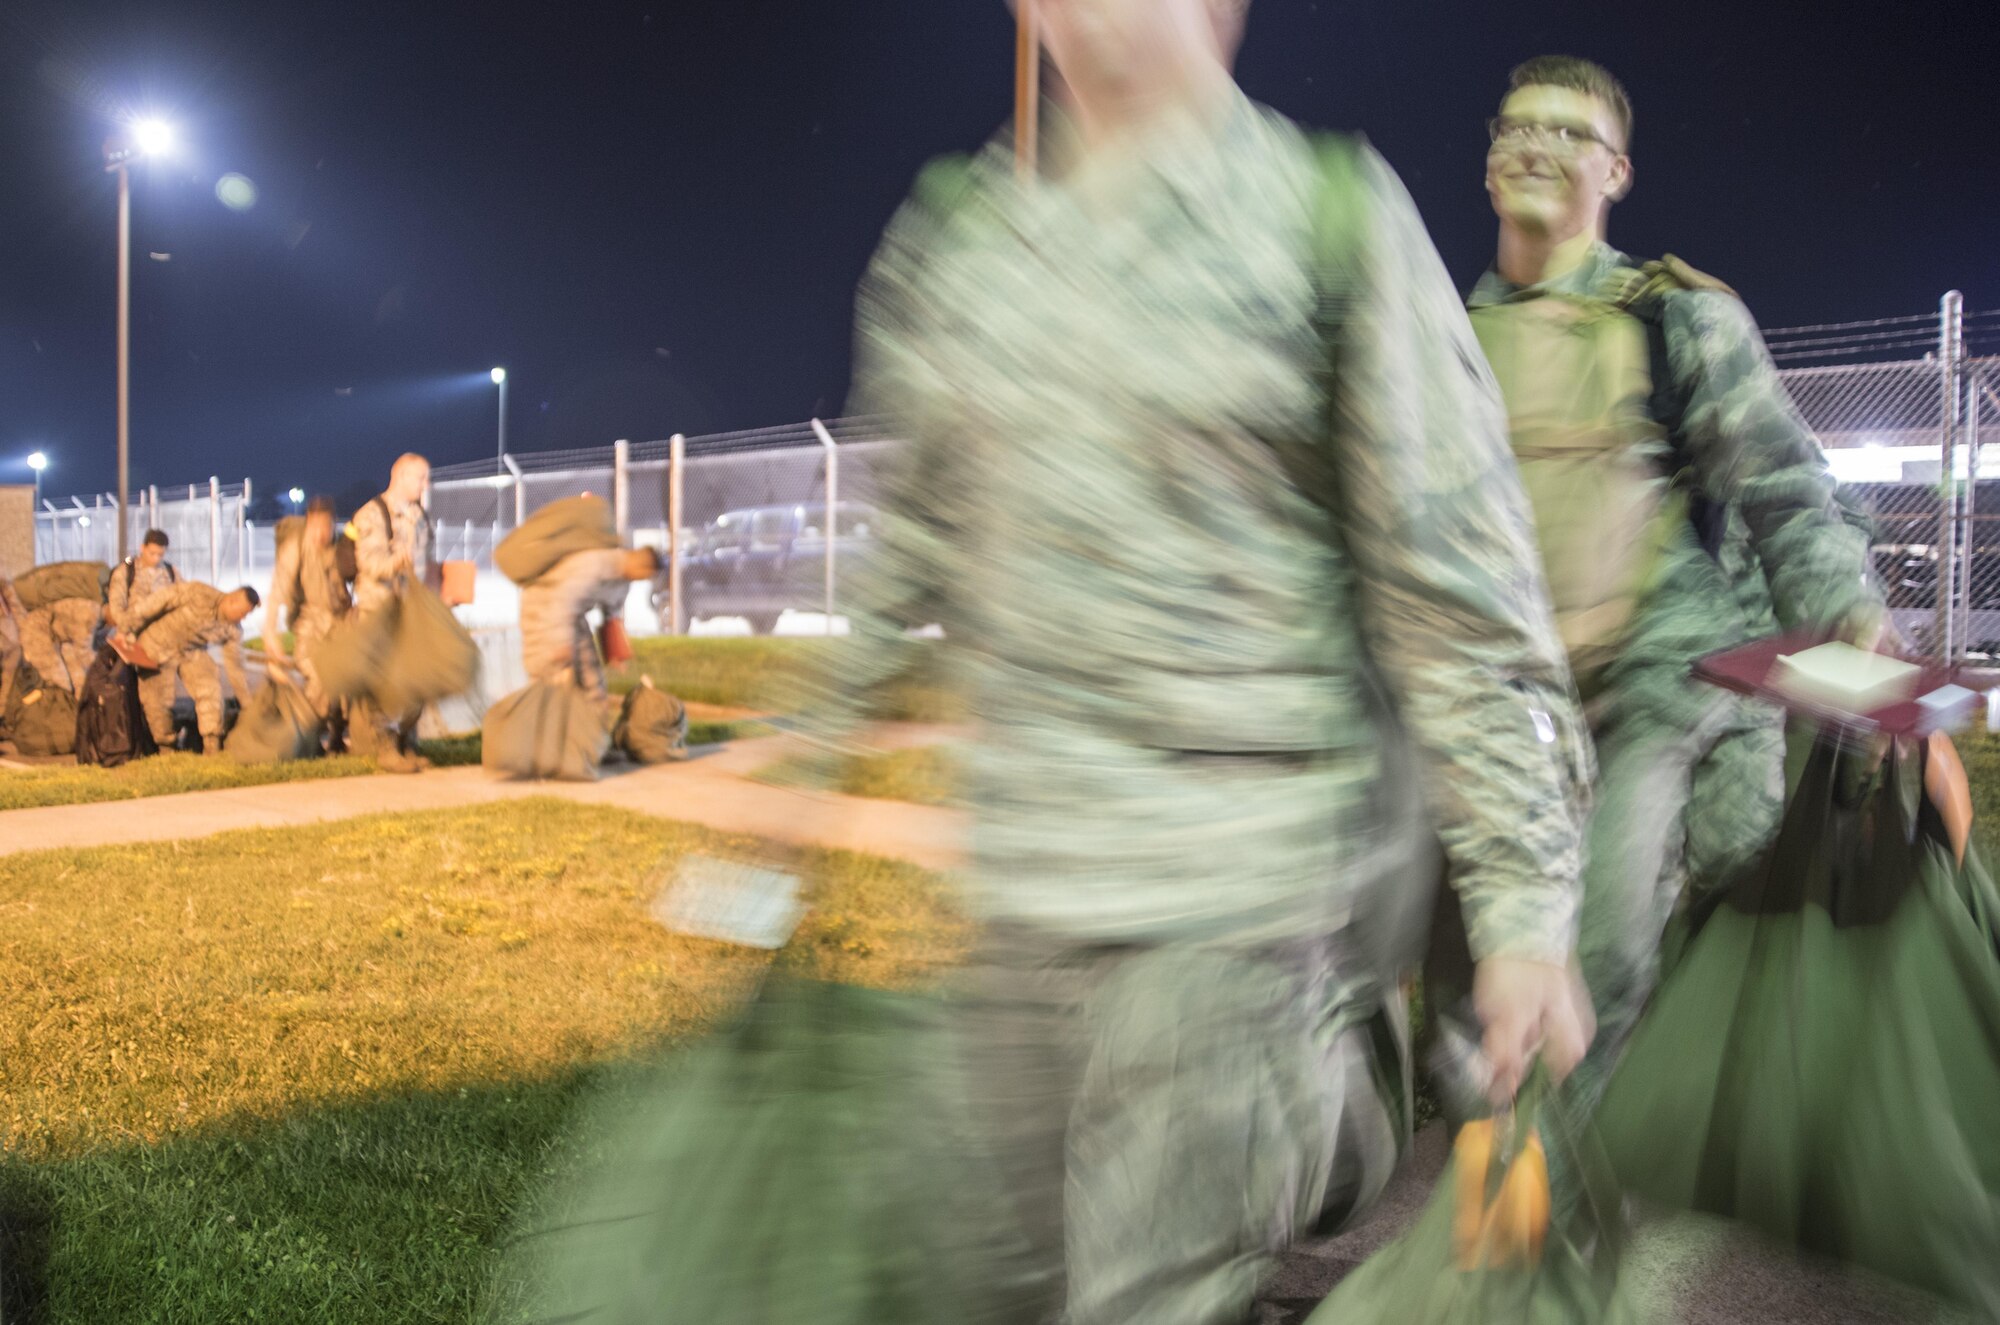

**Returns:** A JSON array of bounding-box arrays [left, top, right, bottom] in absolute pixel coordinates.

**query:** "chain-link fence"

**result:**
[[33, 479, 258, 587], [25, 296, 2000, 658]]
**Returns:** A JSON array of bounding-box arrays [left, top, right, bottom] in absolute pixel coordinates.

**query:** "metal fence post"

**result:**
[[812, 418, 838, 635], [1938, 291, 1964, 661], [240, 477, 252, 585], [613, 439, 631, 539], [668, 434, 685, 635], [209, 477, 223, 583], [504, 453, 525, 526], [148, 485, 159, 539]]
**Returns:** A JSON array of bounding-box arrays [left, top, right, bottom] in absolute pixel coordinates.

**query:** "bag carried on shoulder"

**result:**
[[495, 495, 620, 587], [16, 561, 110, 613]]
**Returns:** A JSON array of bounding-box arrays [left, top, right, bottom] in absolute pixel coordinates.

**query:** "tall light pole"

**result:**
[[490, 367, 508, 527], [27, 451, 47, 508], [102, 117, 176, 565]]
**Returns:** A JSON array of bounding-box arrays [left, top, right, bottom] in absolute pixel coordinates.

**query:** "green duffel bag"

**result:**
[[482, 680, 608, 781], [1597, 734, 2000, 1318], [612, 675, 688, 764], [16, 561, 109, 612], [316, 587, 478, 714], [310, 610, 396, 704], [495, 495, 619, 587], [483, 976, 1021, 1325], [227, 680, 323, 764], [3, 660, 80, 757], [375, 584, 479, 714], [1308, 1066, 1648, 1325]]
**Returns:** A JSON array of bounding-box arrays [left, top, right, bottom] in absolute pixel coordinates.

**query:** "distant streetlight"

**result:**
[[103, 116, 178, 564], [287, 487, 305, 508], [27, 450, 47, 507], [490, 367, 508, 527]]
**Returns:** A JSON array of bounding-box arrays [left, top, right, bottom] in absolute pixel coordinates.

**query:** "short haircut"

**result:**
[[632, 546, 664, 575], [234, 586, 262, 610], [306, 495, 336, 517], [1506, 55, 1633, 150], [392, 452, 430, 480], [143, 529, 170, 548]]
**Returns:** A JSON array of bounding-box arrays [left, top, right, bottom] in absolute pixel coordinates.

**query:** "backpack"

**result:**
[[333, 497, 433, 586], [16, 561, 110, 613], [3, 660, 79, 758], [111, 555, 178, 607], [1465, 253, 1733, 678], [75, 644, 156, 768], [496, 495, 620, 587]]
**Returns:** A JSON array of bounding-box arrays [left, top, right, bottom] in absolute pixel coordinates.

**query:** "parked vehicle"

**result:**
[[654, 502, 879, 634]]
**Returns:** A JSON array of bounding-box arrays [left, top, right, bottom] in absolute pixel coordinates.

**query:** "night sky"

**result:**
[[4, 0, 1995, 506]]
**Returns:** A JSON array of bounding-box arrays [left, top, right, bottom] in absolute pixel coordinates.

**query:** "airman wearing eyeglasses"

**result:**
[[1424, 56, 1885, 1165]]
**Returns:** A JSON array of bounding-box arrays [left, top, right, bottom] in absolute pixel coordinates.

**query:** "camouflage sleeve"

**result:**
[[1667, 291, 1878, 634], [128, 579, 190, 631], [1330, 147, 1589, 966], [221, 628, 253, 701]]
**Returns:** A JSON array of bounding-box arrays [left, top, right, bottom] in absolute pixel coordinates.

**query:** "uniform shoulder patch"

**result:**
[[908, 153, 979, 225], [1656, 254, 1738, 298]]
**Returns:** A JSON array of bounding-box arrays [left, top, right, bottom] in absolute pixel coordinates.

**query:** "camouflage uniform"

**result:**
[[268, 532, 353, 720], [106, 556, 179, 635], [1466, 242, 1879, 1119], [519, 547, 629, 706], [19, 599, 102, 695], [129, 581, 254, 750], [830, 98, 1590, 1325], [350, 494, 434, 755], [0, 575, 23, 715]]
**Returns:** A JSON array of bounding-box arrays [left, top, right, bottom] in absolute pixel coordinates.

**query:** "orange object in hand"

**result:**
[[1451, 1117, 1551, 1271], [598, 618, 633, 666]]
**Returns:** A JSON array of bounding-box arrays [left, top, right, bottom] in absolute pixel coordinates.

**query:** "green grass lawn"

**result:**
[[753, 745, 958, 807], [0, 801, 965, 1323], [624, 636, 960, 722], [0, 723, 756, 813]]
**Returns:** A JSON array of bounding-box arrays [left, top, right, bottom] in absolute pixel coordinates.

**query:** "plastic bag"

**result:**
[[1597, 733, 2000, 1317], [1309, 1067, 1649, 1325], [481, 680, 609, 781]]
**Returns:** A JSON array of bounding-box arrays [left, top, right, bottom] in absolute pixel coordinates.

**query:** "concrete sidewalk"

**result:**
[[0, 733, 969, 870]]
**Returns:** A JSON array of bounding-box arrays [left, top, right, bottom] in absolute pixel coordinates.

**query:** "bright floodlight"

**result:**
[[133, 119, 176, 156], [27, 451, 47, 472], [490, 367, 507, 385], [288, 487, 305, 504]]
